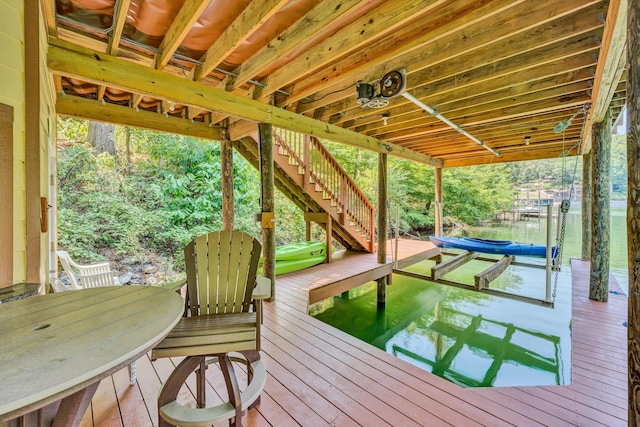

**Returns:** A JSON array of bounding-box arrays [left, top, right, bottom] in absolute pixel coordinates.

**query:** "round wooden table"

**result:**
[[0, 285, 184, 426]]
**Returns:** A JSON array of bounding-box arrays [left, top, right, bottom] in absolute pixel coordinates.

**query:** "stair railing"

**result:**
[[272, 128, 375, 249]]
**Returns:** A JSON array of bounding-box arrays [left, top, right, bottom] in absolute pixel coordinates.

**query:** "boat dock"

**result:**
[[77, 241, 627, 426]]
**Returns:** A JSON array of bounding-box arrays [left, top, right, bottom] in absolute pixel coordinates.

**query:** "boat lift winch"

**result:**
[[393, 202, 569, 307]]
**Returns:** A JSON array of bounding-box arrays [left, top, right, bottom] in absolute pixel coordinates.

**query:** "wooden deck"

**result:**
[[79, 241, 627, 426]]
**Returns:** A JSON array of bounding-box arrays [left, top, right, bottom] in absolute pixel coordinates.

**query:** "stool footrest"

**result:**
[[159, 354, 266, 427]]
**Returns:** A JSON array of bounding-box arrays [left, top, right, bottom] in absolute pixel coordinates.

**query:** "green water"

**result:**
[[311, 207, 628, 388]]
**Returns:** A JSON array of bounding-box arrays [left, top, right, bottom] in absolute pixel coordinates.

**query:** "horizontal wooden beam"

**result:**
[[474, 255, 513, 290], [442, 146, 577, 168], [47, 38, 441, 167], [432, 251, 478, 281], [56, 95, 224, 140]]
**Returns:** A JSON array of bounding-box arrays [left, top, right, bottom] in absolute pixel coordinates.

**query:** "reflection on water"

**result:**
[[312, 208, 626, 387], [315, 208, 635, 387], [311, 260, 571, 388]]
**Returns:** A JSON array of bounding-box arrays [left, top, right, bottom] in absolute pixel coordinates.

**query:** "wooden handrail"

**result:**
[[272, 128, 375, 247]]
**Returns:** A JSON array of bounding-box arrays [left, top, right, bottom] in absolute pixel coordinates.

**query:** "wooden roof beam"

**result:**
[[56, 95, 223, 141], [581, 0, 627, 153], [253, 0, 454, 103], [312, 3, 604, 121], [357, 78, 592, 135], [226, 0, 382, 92], [47, 39, 441, 167], [192, 0, 289, 82], [40, 0, 57, 37], [96, 0, 131, 101], [285, 0, 601, 109], [443, 147, 579, 168], [373, 89, 591, 142], [155, 0, 210, 71]]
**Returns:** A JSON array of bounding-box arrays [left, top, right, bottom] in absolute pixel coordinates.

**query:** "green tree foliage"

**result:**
[[443, 164, 514, 225], [611, 133, 627, 197]]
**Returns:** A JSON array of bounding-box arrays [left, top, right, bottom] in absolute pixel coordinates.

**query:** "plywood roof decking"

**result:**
[[76, 246, 627, 426], [46, 0, 624, 168]]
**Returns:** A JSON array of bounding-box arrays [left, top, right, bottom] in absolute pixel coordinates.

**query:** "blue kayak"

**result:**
[[429, 235, 555, 258]]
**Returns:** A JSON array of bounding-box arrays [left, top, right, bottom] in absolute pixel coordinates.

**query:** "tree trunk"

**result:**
[[258, 123, 275, 301], [87, 121, 117, 156], [581, 152, 592, 259], [589, 107, 611, 302], [221, 139, 234, 231], [628, 0, 640, 422], [434, 167, 443, 237]]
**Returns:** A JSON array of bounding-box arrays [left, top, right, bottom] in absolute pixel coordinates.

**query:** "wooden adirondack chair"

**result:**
[[54, 251, 138, 385], [152, 230, 270, 427]]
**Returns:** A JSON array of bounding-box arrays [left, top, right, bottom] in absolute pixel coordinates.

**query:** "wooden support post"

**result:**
[[474, 256, 513, 290], [377, 153, 388, 304], [377, 153, 387, 264], [431, 251, 478, 281], [589, 107, 611, 302], [303, 212, 332, 263], [376, 277, 386, 305], [305, 210, 311, 242], [628, 1, 640, 422], [221, 139, 234, 231], [434, 167, 443, 237], [581, 151, 592, 260], [258, 123, 275, 301]]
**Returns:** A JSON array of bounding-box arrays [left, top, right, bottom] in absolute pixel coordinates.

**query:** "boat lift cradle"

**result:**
[[394, 203, 565, 307]]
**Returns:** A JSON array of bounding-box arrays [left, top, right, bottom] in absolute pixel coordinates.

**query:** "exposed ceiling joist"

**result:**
[[581, 0, 627, 154], [193, 0, 289, 82], [56, 95, 224, 141], [227, 0, 381, 93], [155, 0, 210, 71], [48, 38, 441, 167], [444, 146, 579, 168]]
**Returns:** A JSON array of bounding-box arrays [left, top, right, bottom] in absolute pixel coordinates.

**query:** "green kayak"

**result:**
[[259, 254, 326, 275], [260, 241, 326, 262]]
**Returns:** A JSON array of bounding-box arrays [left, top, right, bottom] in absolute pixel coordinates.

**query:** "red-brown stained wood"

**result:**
[[84, 246, 628, 427]]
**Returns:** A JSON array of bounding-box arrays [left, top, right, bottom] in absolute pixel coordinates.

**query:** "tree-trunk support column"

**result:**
[[589, 107, 611, 301], [627, 0, 640, 422], [435, 167, 443, 237], [258, 123, 275, 301], [221, 139, 234, 231], [581, 152, 592, 259], [377, 153, 388, 304]]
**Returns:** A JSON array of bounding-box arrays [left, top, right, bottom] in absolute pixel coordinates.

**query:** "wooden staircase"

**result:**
[[234, 128, 375, 253]]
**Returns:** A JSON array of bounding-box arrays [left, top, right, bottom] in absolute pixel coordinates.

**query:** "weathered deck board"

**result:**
[[83, 243, 627, 426]]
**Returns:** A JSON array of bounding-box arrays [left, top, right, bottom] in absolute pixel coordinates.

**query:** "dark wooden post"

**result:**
[[377, 152, 387, 265], [434, 167, 443, 237], [258, 123, 275, 301], [221, 139, 234, 231], [589, 107, 611, 301], [581, 152, 592, 259], [377, 153, 388, 304], [628, 0, 640, 422]]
